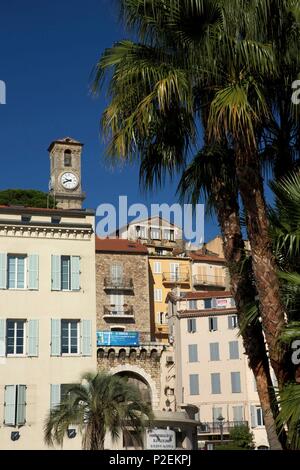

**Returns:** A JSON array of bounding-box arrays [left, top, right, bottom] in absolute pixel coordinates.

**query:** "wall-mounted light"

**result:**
[[11, 431, 20, 441], [67, 429, 76, 439]]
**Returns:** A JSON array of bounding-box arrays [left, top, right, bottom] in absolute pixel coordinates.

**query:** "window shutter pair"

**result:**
[[188, 344, 198, 362], [0, 254, 39, 290], [50, 319, 92, 356], [209, 317, 218, 331], [0, 319, 38, 357], [4, 385, 26, 426], [229, 341, 239, 359], [233, 405, 244, 422], [210, 342, 220, 361], [211, 373, 221, 394], [51, 255, 80, 291]]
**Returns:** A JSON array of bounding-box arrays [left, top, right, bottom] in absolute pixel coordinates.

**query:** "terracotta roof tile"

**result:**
[[95, 238, 148, 254]]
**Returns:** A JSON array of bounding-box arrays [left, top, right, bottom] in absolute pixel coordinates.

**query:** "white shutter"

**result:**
[[4, 385, 16, 425], [16, 385, 26, 425], [28, 320, 39, 357], [0, 253, 7, 289], [51, 255, 61, 291], [81, 320, 92, 356], [0, 319, 6, 357], [51, 319, 61, 356], [250, 405, 257, 428], [50, 384, 61, 409], [28, 255, 39, 290], [71, 256, 80, 291]]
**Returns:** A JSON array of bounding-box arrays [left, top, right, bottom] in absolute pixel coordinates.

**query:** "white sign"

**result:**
[[216, 298, 229, 308], [146, 429, 176, 450]]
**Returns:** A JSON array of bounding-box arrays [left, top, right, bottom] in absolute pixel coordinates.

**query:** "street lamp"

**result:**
[[217, 414, 225, 441]]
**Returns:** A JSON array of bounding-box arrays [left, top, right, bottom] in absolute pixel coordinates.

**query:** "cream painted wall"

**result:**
[[0, 214, 97, 450]]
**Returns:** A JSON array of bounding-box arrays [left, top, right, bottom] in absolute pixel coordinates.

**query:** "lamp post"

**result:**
[[217, 414, 225, 441]]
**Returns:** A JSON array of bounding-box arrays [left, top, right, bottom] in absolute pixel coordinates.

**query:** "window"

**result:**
[[163, 229, 175, 241], [189, 374, 199, 395], [61, 320, 79, 354], [64, 149, 72, 167], [110, 326, 125, 332], [158, 312, 167, 325], [4, 385, 26, 426], [6, 320, 25, 355], [228, 315, 238, 329], [51, 255, 80, 291], [135, 225, 147, 239], [250, 406, 264, 427], [188, 344, 198, 362], [8, 255, 26, 289], [50, 383, 77, 409], [210, 342, 220, 361], [233, 405, 244, 422], [154, 288, 162, 302], [209, 317, 218, 332], [0, 319, 39, 357], [110, 292, 124, 313], [170, 263, 180, 281], [211, 373, 221, 394], [150, 227, 160, 240], [154, 262, 162, 274], [204, 298, 212, 309], [61, 256, 71, 290], [187, 318, 196, 333], [231, 372, 241, 393], [229, 341, 240, 359], [212, 407, 222, 422], [21, 215, 31, 223], [111, 263, 123, 282], [188, 300, 197, 310]]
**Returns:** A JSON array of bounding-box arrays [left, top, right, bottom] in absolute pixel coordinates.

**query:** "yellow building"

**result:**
[[149, 254, 192, 342]]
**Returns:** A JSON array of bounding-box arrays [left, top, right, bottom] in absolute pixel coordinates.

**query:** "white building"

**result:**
[[168, 290, 269, 449]]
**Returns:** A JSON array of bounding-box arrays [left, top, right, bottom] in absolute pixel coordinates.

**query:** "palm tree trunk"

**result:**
[[235, 147, 291, 386], [212, 181, 284, 449]]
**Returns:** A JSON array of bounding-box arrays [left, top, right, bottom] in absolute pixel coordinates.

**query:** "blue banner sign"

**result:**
[[97, 331, 140, 347]]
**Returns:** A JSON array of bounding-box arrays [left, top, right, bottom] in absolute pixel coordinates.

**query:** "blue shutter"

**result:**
[[231, 372, 241, 393], [0, 253, 7, 289], [4, 385, 16, 425], [71, 256, 80, 291], [189, 374, 199, 395], [211, 373, 221, 394], [50, 384, 61, 409], [0, 319, 5, 357], [82, 320, 92, 356], [51, 255, 61, 291], [16, 385, 26, 425], [28, 320, 39, 357], [210, 343, 220, 361], [188, 344, 198, 363], [51, 319, 61, 356], [229, 341, 239, 359], [28, 255, 39, 290]]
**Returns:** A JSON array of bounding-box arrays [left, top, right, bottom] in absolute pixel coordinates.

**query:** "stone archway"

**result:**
[[109, 364, 159, 409]]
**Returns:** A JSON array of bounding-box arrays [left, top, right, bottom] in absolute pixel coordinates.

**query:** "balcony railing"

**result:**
[[162, 272, 190, 285], [155, 323, 169, 335], [193, 274, 226, 287], [197, 421, 248, 435], [103, 305, 134, 319], [104, 276, 133, 291]]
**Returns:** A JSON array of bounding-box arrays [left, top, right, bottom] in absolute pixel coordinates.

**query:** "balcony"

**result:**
[[155, 323, 169, 335], [197, 421, 248, 435], [193, 274, 226, 288], [162, 272, 190, 286], [104, 276, 133, 291], [103, 305, 134, 321]]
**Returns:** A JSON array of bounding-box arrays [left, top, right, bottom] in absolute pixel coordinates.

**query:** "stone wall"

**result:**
[[96, 252, 153, 342]]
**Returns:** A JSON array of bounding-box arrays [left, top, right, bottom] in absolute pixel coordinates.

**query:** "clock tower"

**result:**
[[48, 137, 86, 210]]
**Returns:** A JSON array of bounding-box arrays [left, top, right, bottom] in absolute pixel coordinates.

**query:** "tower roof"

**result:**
[[48, 137, 83, 152]]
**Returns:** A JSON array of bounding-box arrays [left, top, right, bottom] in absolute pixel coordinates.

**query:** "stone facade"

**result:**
[[96, 250, 153, 342]]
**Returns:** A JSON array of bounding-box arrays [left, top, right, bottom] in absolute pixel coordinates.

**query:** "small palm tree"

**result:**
[[44, 372, 153, 450]]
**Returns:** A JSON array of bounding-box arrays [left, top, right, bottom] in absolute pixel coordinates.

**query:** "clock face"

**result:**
[[61, 172, 78, 190]]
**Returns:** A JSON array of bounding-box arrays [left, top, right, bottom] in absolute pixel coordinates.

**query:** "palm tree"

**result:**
[[44, 372, 153, 450]]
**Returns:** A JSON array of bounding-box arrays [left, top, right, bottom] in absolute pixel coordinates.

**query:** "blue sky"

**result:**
[[0, 0, 228, 242]]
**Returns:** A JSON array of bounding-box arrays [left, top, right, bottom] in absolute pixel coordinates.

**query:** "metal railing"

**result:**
[[197, 421, 248, 434], [162, 272, 190, 284], [104, 276, 133, 290], [103, 305, 134, 317], [193, 274, 226, 287]]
